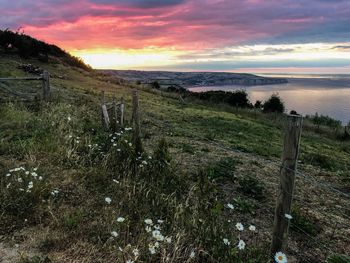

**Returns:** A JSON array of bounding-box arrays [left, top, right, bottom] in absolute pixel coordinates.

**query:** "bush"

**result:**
[[306, 113, 342, 130], [238, 175, 265, 200], [263, 94, 285, 113], [327, 254, 350, 263]]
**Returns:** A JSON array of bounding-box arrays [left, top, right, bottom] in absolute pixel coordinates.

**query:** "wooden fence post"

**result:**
[[101, 91, 110, 130], [132, 90, 142, 154], [120, 97, 125, 127], [112, 94, 118, 131], [271, 114, 302, 257], [42, 70, 50, 101]]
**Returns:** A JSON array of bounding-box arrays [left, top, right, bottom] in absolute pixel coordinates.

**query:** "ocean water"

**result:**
[[188, 76, 350, 124]]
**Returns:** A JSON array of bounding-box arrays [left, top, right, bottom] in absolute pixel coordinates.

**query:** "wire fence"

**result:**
[[198, 127, 350, 262]]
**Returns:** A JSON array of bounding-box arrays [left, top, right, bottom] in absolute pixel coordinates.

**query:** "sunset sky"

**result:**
[[1, 0, 350, 73]]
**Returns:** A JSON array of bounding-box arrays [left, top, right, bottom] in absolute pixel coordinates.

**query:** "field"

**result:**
[[0, 53, 350, 263]]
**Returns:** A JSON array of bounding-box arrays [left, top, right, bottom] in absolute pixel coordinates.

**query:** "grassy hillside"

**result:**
[[1, 49, 350, 262]]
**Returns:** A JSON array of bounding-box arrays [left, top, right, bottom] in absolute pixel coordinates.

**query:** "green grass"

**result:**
[[0, 53, 349, 262]]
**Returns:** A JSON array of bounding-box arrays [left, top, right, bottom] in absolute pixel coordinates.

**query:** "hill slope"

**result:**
[[100, 69, 288, 87], [0, 37, 350, 262]]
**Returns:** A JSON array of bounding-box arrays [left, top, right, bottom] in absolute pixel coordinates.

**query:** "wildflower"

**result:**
[[117, 217, 125, 222], [190, 251, 195, 258], [105, 197, 112, 204], [154, 242, 160, 248], [126, 260, 134, 263], [148, 156, 152, 159], [117, 149, 121, 152], [38, 176, 43, 180], [237, 240, 246, 250], [28, 181, 33, 189], [132, 248, 139, 257], [165, 236, 172, 243], [145, 226, 152, 233], [18, 177, 23, 183], [118, 247, 123, 252], [51, 189, 59, 196], [148, 243, 156, 254], [6, 173, 11, 177], [227, 203, 234, 210], [157, 219, 164, 224], [285, 214, 292, 220], [112, 179, 120, 183], [235, 222, 244, 231], [6, 183, 11, 188], [275, 252, 288, 263], [111, 231, 118, 237], [68, 116, 71, 121], [152, 230, 164, 241], [154, 225, 161, 230], [33, 167, 38, 171], [128, 143, 132, 147], [223, 238, 230, 246], [25, 171, 30, 175], [113, 143, 117, 147], [142, 160, 148, 165], [144, 219, 153, 225], [111, 139, 114, 143], [249, 225, 256, 232], [31, 172, 38, 177]]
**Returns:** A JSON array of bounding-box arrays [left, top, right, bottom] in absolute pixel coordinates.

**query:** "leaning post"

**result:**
[[100, 91, 110, 130], [132, 89, 142, 154], [271, 114, 303, 257], [120, 97, 125, 127]]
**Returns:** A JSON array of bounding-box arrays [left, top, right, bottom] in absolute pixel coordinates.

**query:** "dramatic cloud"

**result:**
[[1, 0, 349, 70]]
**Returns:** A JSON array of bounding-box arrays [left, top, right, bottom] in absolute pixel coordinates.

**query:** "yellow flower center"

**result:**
[[278, 256, 283, 260]]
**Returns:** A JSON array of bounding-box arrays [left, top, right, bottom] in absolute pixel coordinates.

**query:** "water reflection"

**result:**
[[188, 78, 350, 124]]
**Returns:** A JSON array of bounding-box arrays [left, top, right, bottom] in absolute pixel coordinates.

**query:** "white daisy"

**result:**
[[274, 252, 288, 263], [223, 238, 230, 246], [235, 222, 244, 231], [105, 197, 112, 204], [111, 231, 118, 237], [249, 225, 256, 231], [237, 239, 246, 250], [284, 214, 293, 220], [227, 203, 234, 210], [117, 217, 125, 222]]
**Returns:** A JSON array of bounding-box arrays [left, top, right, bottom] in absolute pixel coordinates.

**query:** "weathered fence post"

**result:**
[[271, 114, 302, 257], [42, 70, 50, 101], [132, 90, 142, 154], [101, 91, 110, 130], [120, 97, 125, 127], [111, 94, 118, 131]]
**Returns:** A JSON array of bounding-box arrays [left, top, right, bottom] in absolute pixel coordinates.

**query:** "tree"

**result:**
[[263, 94, 285, 113]]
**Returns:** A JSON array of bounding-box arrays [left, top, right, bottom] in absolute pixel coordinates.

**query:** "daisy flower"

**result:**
[[223, 238, 230, 246], [227, 203, 234, 210], [237, 240, 246, 250], [249, 225, 256, 231], [111, 231, 118, 237], [105, 197, 112, 204], [275, 252, 288, 263], [284, 214, 293, 220], [235, 222, 244, 231], [117, 217, 125, 222]]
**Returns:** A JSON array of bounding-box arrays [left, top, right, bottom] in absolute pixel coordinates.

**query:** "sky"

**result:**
[[1, 0, 350, 73]]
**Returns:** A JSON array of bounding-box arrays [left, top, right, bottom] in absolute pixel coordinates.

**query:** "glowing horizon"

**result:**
[[1, 0, 350, 72]]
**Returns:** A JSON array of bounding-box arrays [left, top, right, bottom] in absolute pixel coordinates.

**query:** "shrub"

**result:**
[[238, 175, 265, 200], [263, 94, 285, 113], [306, 113, 342, 130]]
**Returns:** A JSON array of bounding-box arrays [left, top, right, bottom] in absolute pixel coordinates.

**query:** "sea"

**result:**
[[188, 74, 350, 125]]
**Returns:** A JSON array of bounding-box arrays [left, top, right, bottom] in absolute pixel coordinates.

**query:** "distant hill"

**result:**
[[100, 69, 288, 88], [0, 29, 91, 71]]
